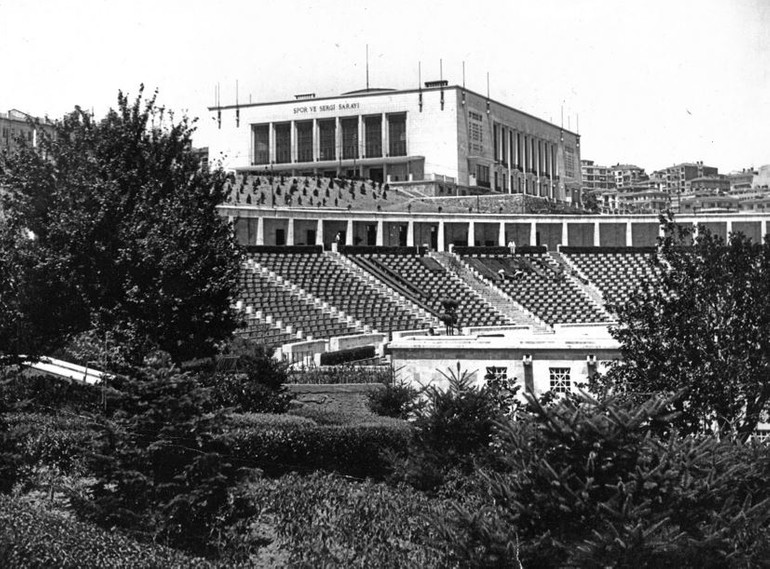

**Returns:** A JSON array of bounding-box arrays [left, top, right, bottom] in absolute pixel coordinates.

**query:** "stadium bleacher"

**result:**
[[344, 249, 512, 328], [560, 247, 662, 309], [456, 249, 610, 326]]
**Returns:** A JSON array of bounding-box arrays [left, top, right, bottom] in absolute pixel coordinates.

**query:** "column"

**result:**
[[346, 219, 354, 246], [467, 221, 475, 247], [335, 117, 342, 173], [498, 221, 506, 246], [406, 220, 415, 246], [382, 113, 388, 157], [625, 221, 633, 247], [268, 122, 275, 164], [357, 115, 364, 162], [315, 219, 324, 246], [286, 218, 295, 246], [593, 221, 601, 247], [376, 219, 384, 246], [312, 118, 319, 162], [725, 220, 733, 237], [692, 221, 699, 241], [437, 221, 446, 251], [256, 217, 264, 245], [530, 221, 537, 246], [561, 220, 568, 247], [762, 219, 767, 241], [290, 120, 296, 163], [658, 222, 666, 240]]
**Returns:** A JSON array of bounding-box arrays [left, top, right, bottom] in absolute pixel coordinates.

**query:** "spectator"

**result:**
[[508, 239, 516, 255]]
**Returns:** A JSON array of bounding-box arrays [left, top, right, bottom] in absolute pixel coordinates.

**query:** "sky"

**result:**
[[1, 0, 768, 174]]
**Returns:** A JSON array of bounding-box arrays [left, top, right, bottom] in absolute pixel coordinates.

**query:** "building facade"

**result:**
[[208, 84, 582, 201], [612, 163, 647, 189], [581, 160, 614, 191], [0, 109, 54, 153], [655, 161, 719, 194]]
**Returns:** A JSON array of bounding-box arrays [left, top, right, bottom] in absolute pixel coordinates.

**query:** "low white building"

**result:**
[[389, 324, 620, 398]]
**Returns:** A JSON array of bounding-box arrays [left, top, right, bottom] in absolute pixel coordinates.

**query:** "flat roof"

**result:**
[[208, 84, 579, 137]]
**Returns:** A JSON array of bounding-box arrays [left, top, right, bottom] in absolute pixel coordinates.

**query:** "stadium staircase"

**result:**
[[548, 251, 613, 320], [242, 257, 368, 339], [429, 251, 551, 331], [325, 251, 441, 330]]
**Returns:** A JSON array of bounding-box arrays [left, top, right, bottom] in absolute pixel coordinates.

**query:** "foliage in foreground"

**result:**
[[238, 472, 459, 568], [0, 86, 242, 365], [440, 392, 770, 568], [0, 495, 214, 568], [602, 215, 770, 437]]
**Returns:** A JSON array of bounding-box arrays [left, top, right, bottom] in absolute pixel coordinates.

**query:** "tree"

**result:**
[[597, 215, 770, 437], [0, 87, 242, 364]]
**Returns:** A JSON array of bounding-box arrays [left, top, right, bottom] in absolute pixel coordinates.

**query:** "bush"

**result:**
[[0, 495, 213, 568], [366, 379, 420, 419], [198, 338, 292, 413], [241, 472, 454, 568], [0, 367, 107, 415], [438, 393, 770, 568], [287, 364, 392, 384], [319, 345, 376, 366], [391, 363, 508, 491], [222, 418, 411, 479], [75, 361, 249, 557]]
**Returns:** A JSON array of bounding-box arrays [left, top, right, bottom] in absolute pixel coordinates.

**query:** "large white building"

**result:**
[[208, 83, 582, 201]]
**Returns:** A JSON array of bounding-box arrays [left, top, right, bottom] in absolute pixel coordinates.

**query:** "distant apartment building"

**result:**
[[754, 165, 770, 189], [581, 160, 614, 191], [0, 109, 54, 153], [654, 161, 719, 194], [684, 175, 730, 194], [611, 164, 647, 189], [728, 168, 757, 191]]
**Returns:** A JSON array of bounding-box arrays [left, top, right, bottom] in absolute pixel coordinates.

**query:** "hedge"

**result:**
[[319, 345, 376, 366], [222, 417, 411, 478], [0, 495, 214, 568]]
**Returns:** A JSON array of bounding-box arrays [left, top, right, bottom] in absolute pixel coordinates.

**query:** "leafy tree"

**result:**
[[597, 216, 770, 437], [0, 87, 242, 365]]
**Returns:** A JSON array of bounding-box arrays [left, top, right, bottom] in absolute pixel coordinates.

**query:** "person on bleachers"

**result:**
[[508, 239, 516, 255]]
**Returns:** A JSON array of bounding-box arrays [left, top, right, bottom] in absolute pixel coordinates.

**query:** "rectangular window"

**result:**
[[318, 119, 336, 161], [564, 144, 576, 178], [549, 367, 571, 394], [485, 366, 508, 381], [341, 117, 359, 160], [252, 124, 269, 164], [493, 123, 499, 162], [274, 123, 291, 164], [476, 164, 490, 188], [388, 113, 406, 156], [468, 111, 483, 155], [364, 116, 382, 158], [296, 121, 313, 162]]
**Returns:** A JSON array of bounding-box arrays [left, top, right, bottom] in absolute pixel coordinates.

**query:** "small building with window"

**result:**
[[208, 83, 582, 201], [388, 325, 619, 398]]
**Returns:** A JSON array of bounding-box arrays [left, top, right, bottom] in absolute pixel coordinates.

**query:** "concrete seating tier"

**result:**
[[239, 271, 360, 340], [349, 251, 510, 328], [224, 174, 410, 211], [241, 319, 295, 347], [247, 251, 425, 334], [459, 252, 610, 325], [561, 248, 662, 309]]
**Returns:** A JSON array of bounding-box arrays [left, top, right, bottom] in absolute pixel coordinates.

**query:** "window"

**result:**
[[364, 115, 382, 157], [468, 111, 483, 155], [296, 121, 313, 162], [476, 164, 490, 188], [485, 366, 507, 381], [274, 123, 291, 164], [318, 119, 336, 161], [388, 113, 406, 156], [341, 117, 359, 159], [252, 124, 269, 164], [549, 367, 571, 394]]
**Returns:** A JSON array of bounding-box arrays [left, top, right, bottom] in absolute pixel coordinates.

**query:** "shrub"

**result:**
[[438, 393, 770, 568], [319, 345, 375, 366], [0, 495, 213, 568], [241, 472, 454, 567], [391, 363, 508, 491], [222, 418, 411, 479], [366, 379, 420, 419], [0, 367, 107, 415], [75, 361, 249, 557], [287, 364, 391, 384], [198, 337, 292, 413]]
